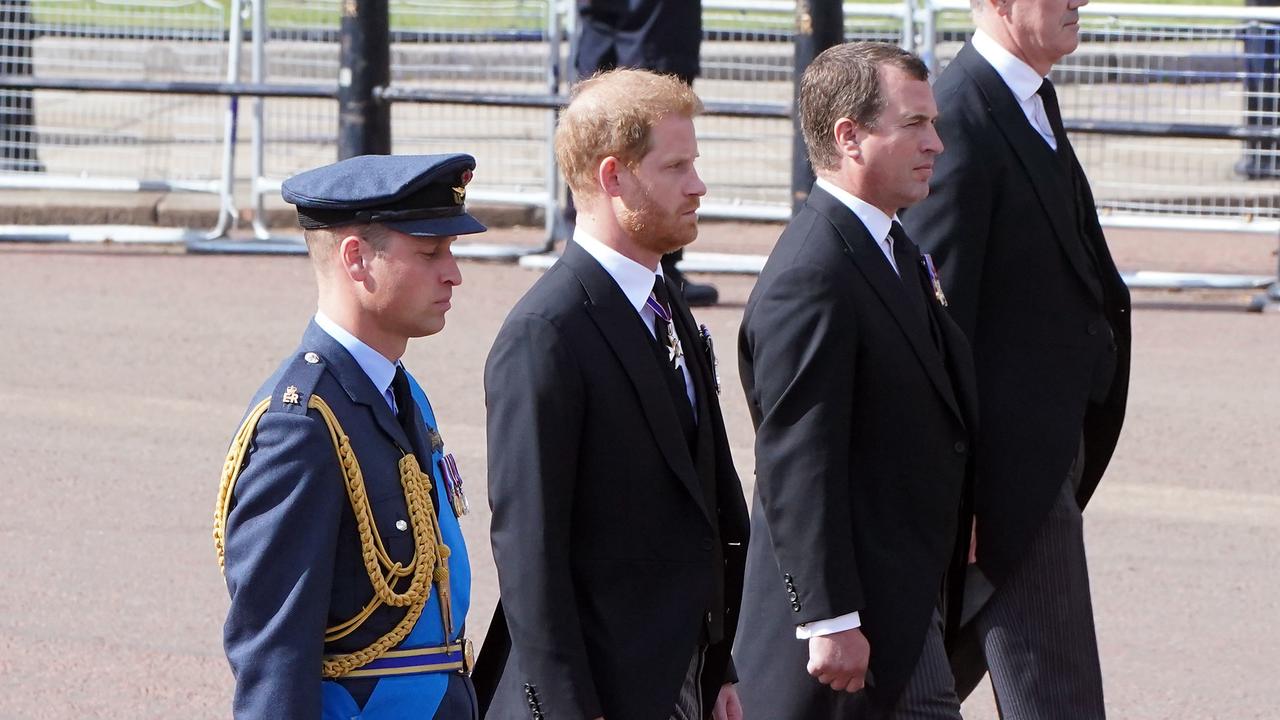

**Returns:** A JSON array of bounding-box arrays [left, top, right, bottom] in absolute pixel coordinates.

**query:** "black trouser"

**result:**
[[435, 674, 480, 720]]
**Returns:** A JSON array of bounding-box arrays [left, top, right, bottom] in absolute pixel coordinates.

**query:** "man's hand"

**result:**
[[712, 682, 743, 720], [807, 627, 870, 693]]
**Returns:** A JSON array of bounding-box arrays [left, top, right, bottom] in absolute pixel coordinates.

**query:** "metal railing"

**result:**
[[926, 0, 1280, 234], [0, 0, 240, 243], [0, 0, 1276, 304]]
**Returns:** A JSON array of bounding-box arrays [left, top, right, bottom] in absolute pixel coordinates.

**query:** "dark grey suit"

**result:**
[[903, 42, 1133, 717]]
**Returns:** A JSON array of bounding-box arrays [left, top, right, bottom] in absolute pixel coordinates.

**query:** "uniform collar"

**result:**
[[972, 29, 1048, 105], [814, 177, 898, 244], [314, 310, 399, 398], [572, 226, 665, 315]]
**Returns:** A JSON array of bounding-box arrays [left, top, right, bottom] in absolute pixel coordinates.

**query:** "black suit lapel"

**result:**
[[559, 242, 711, 520], [807, 188, 965, 423], [954, 43, 1104, 303], [667, 277, 718, 506], [301, 321, 415, 452], [933, 301, 981, 433]]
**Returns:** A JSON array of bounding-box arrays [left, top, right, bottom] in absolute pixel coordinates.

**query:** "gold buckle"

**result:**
[[462, 638, 475, 676]]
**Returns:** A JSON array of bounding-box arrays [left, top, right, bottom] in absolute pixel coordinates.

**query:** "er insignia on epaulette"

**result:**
[[282, 385, 301, 405]]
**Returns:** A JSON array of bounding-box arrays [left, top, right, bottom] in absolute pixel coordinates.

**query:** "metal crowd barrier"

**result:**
[[240, 0, 562, 260], [690, 0, 911, 220], [0, 0, 1277, 306], [0, 0, 240, 243], [924, 0, 1280, 305]]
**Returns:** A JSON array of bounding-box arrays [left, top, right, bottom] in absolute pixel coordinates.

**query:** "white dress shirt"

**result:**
[[315, 310, 401, 413], [815, 177, 901, 277], [572, 228, 697, 415], [972, 29, 1059, 150]]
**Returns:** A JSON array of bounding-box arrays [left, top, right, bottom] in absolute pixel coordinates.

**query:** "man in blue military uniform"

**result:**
[[214, 153, 485, 719]]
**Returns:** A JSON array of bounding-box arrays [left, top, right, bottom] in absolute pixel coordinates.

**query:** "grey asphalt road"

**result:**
[[1, 224, 1277, 719]]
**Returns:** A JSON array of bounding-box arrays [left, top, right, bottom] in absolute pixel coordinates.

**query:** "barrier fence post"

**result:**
[[338, 0, 391, 159], [208, 0, 247, 240], [791, 0, 843, 216], [0, 0, 43, 172]]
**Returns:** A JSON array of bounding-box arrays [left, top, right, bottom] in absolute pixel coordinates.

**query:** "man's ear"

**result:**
[[337, 233, 370, 282], [598, 155, 626, 198], [834, 117, 863, 161]]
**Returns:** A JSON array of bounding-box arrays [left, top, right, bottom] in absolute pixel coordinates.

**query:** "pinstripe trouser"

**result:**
[[832, 608, 963, 720], [969, 444, 1107, 719], [878, 609, 964, 720], [670, 646, 706, 720]]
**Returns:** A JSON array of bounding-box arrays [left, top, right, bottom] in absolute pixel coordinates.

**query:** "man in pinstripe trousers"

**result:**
[[904, 0, 1133, 717]]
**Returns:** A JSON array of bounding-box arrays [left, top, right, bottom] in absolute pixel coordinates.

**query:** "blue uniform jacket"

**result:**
[[221, 321, 470, 719]]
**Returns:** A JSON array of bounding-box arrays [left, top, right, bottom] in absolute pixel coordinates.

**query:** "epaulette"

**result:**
[[268, 350, 328, 415]]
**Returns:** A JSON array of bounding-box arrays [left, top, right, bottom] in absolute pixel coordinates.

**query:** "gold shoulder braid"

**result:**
[[213, 394, 453, 678]]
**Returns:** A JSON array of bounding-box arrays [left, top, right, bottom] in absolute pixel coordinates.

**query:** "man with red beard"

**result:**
[[475, 69, 750, 720]]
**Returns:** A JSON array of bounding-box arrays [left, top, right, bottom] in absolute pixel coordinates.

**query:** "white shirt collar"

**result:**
[[814, 177, 898, 244], [314, 310, 399, 398], [572, 226, 664, 314], [972, 28, 1047, 104]]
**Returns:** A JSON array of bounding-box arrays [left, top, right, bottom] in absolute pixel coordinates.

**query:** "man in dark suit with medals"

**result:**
[[902, 0, 1132, 715], [477, 68, 750, 720], [734, 42, 979, 720], [215, 154, 485, 719]]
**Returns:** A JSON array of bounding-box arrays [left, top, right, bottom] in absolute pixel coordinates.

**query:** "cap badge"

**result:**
[[452, 169, 473, 205]]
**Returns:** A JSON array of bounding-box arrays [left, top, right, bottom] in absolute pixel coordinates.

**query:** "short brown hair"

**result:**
[[798, 42, 930, 171], [303, 223, 392, 266], [555, 68, 703, 199]]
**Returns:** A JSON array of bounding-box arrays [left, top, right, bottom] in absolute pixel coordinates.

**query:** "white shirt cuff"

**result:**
[[795, 611, 861, 639]]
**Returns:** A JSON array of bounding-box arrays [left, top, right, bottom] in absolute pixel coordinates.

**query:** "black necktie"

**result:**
[[650, 276, 697, 447], [1036, 78, 1072, 165], [1039, 79, 1106, 278], [390, 365, 418, 438], [889, 221, 943, 352], [390, 365, 445, 509], [650, 276, 680, 369]]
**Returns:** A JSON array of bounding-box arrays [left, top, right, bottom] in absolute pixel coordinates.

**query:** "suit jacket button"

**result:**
[[792, 601, 802, 612], [954, 440, 967, 454], [1087, 322, 1098, 336], [788, 590, 798, 601], [702, 537, 714, 551]]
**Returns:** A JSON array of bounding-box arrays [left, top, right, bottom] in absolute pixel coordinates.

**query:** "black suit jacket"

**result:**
[[575, 0, 702, 83], [734, 186, 978, 714], [902, 42, 1131, 586], [478, 240, 750, 720]]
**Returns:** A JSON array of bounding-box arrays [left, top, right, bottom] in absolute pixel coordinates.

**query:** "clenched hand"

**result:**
[[807, 627, 870, 693]]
